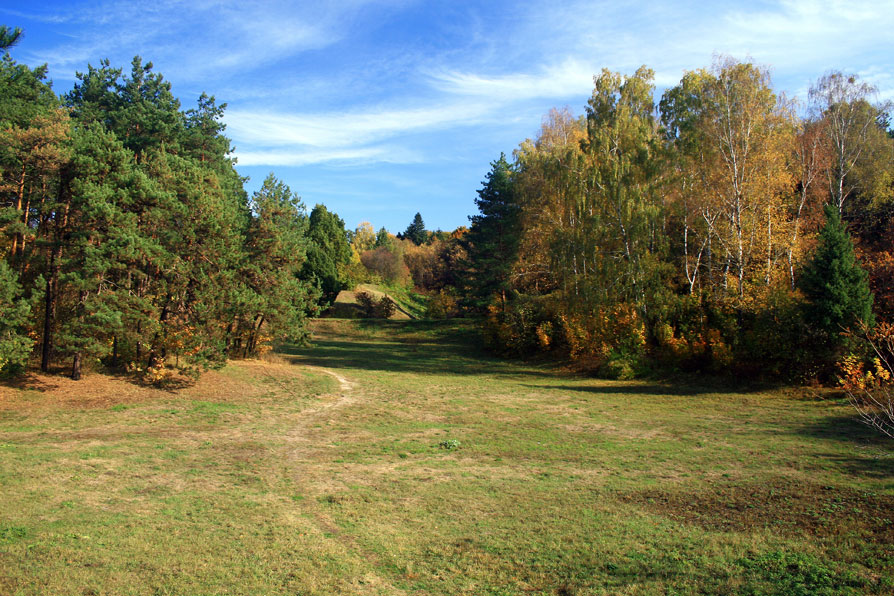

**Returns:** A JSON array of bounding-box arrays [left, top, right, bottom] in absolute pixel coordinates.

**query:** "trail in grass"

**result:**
[[2, 319, 892, 595]]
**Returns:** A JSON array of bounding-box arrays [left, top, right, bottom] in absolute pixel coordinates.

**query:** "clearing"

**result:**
[[0, 319, 892, 595]]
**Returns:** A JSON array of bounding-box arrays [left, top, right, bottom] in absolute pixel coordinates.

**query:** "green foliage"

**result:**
[[461, 154, 521, 312], [800, 204, 874, 358], [374, 226, 394, 249], [0, 45, 350, 379], [0, 25, 22, 51], [302, 204, 353, 305], [738, 550, 862, 596], [0, 261, 32, 373], [403, 212, 426, 245], [438, 438, 460, 450], [355, 291, 396, 319]]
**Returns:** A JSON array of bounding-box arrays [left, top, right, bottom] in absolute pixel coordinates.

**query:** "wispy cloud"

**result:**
[[427, 58, 594, 101], [233, 146, 422, 167], [226, 101, 493, 149], [6, 0, 400, 81]]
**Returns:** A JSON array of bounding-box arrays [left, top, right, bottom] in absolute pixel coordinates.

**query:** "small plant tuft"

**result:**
[[438, 438, 461, 450]]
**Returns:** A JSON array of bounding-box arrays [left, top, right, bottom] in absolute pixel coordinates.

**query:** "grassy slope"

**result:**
[[329, 284, 428, 320], [0, 319, 892, 595]]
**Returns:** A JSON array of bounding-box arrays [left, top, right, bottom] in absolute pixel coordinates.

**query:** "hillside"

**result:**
[[327, 283, 429, 320]]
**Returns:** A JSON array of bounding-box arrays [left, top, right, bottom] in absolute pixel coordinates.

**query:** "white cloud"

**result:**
[[233, 145, 421, 167], [427, 58, 595, 101], [225, 101, 494, 150]]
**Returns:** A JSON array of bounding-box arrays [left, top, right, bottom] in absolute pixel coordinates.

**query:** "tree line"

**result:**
[[457, 58, 892, 381], [0, 32, 354, 380]]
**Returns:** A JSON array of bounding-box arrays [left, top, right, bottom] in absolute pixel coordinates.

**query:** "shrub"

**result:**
[[355, 291, 377, 317], [355, 290, 396, 319], [425, 289, 458, 319], [376, 295, 396, 319], [840, 322, 894, 438], [438, 438, 461, 450]]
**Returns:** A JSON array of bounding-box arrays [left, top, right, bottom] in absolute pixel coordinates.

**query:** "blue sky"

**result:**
[[2, 0, 892, 233]]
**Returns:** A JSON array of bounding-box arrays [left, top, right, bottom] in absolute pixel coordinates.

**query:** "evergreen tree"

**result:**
[[234, 174, 318, 356], [800, 204, 874, 352], [54, 124, 142, 379], [375, 227, 393, 249], [404, 212, 426, 245], [0, 260, 32, 373], [0, 26, 22, 52], [461, 154, 520, 311], [302, 204, 352, 304]]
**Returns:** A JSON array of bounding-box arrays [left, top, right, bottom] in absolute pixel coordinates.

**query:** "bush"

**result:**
[[376, 295, 396, 318], [425, 289, 459, 319], [356, 290, 396, 319], [360, 246, 411, 286], [840, 322, 894, 438], [356, 291, 377, 317]]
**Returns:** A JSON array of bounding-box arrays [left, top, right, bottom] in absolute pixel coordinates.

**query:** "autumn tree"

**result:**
[[579, 66, 665, 310], [659, 58, 794, 299], [809, 71, 883, 214], [513, 107, 586, 295]]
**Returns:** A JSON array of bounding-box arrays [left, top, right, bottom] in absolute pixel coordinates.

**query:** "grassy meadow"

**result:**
[[1, 319, 892, 595]]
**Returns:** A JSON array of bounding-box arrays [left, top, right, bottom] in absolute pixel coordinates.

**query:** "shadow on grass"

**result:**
[[0, 372, 60, 393], [280, 320, 558, 379], [789, 415, 893, 479], [524, 381, 771, 397], [798, 414, 894, 446]]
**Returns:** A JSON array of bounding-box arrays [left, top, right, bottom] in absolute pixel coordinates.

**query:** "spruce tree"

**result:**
[[800, 204, 874, 351], [404, 212, 426, 245], [461, 154, 520, 312]]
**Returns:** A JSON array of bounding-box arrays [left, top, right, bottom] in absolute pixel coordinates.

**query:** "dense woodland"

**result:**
[[1, 24, 892, 386], [455, 60, 894, 383], [0, 27, 354, 380]]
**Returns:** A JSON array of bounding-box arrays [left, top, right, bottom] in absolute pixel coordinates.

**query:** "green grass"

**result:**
[[368, 283, 429, 319], [0, 319, 892, 595]]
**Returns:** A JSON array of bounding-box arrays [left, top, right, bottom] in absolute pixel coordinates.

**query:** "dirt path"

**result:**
[[284, 364, 409, 595]]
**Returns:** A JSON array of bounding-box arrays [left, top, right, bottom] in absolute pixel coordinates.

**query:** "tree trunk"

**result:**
[[147, 299, 170, 371], [71, 353, 82, 380], [40, 271, 56, 372]]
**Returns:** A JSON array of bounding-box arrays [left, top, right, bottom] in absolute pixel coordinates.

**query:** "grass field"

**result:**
[[1, 319, 892, 595]]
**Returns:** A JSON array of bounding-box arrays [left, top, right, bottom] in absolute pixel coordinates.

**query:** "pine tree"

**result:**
[[235, 174, 318, 356], [0, 26, 22, 52], [0, 260, 32, 373], [800, 204, 874, 351]]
